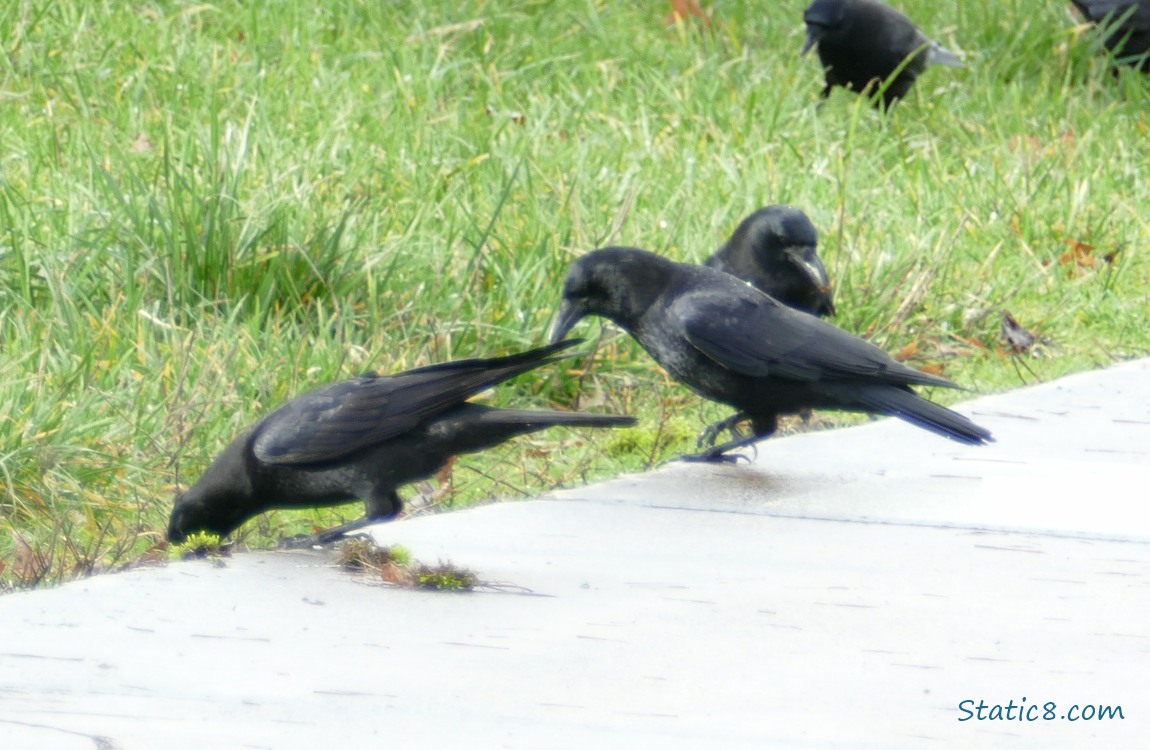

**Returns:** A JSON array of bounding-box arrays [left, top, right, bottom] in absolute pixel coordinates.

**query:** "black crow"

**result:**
[[550, 247, 991, 460], [167, 340, 635, 543], [703, 206, 836, 446], [1071, 0, 1150, 71], [705, 206, 836, 318], [802, 0, 963, 108]]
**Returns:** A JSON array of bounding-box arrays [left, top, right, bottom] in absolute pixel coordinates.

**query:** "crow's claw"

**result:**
[[674, 448, 752, 464], [696, 412, 749, 449]]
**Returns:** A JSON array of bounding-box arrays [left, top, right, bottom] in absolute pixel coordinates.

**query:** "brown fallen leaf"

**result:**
[[665, 0, 713, 27], [1059, 238, 1097, 270], [893, 341, 919, 361], [965, 336, 989, 351]]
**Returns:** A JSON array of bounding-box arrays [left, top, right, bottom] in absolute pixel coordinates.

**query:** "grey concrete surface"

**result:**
[[2, 360, 1148, 749]]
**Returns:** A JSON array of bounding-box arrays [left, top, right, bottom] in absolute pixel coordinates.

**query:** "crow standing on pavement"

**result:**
[[704, 206, 836, 444], [705, 206, 836, 318], [167, 340, 635, 543], [801, 0, 963, 108], [1070, 0, 1150, 71], [550, 248, 991, 461]]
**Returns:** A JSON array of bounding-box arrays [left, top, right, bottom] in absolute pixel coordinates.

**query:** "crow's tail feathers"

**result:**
[[391, 339, 586, 421], [436, 404, 635, 457], [852, 386, 992, 446], [470, 407, 636, 431], [407, 338, 584, 381]]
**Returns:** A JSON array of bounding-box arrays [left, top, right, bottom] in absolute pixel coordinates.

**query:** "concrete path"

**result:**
[[2, 360, 1148, 749]]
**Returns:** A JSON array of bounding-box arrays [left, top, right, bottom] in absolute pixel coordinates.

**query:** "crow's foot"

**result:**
[[696, 412, 748, 449]]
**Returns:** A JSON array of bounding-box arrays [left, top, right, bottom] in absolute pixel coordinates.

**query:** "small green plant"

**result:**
[[337, 538, 411, 571], [388, 544, 413, 566], [415, 563, 479, 591], [337, 538, 477, 591], [169, 531, 226, 561]]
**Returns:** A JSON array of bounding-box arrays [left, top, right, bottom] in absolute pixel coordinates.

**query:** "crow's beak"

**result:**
[[801, 28, 821, 56], [785, 246, 830, 288], [549, 300, 585, 344], [167, 504, 189, 544], [785, 247, 836, 316]]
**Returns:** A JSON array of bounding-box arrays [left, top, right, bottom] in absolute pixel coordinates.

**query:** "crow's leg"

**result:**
[[278, 515, 390, 548], [312, 515, 379, 544], [281, 490, 404, 548], [696, 411, 749, 449]]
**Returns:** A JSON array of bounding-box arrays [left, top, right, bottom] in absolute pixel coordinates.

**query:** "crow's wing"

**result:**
[[670, 287, 955, 388], [251, 340, 581, 465]]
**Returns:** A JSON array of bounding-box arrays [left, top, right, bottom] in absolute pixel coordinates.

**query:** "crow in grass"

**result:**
[[801, 0, 963, 109], [550, 248, 991, 461], [1070, 0, 1150, 71], [705, 206, 836, 318], [167, 340, 635, 543]]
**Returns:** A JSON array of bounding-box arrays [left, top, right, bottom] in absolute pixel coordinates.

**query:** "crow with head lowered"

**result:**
[[801, 0, 963, 108], [551, 247, 991, 461], [705, 206, 836, 319], [167, 340, 634, 544]]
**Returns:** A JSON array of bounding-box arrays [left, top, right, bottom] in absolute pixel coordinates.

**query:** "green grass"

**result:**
[[2, 0, 1148, 589]]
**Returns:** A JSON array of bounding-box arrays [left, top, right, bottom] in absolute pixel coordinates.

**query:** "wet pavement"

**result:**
[[1, 359, 1147, 749]]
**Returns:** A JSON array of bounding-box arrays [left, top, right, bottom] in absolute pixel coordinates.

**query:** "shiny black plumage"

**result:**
[[802, 0, 962, 108], [551, 247, 990, 460], [1071, 0, 1150, 71], [705, 206, 835, 318], [168, 340, 634, 542]]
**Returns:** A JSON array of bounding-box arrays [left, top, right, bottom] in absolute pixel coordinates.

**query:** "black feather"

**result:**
[[551, 247, 991, 460]]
